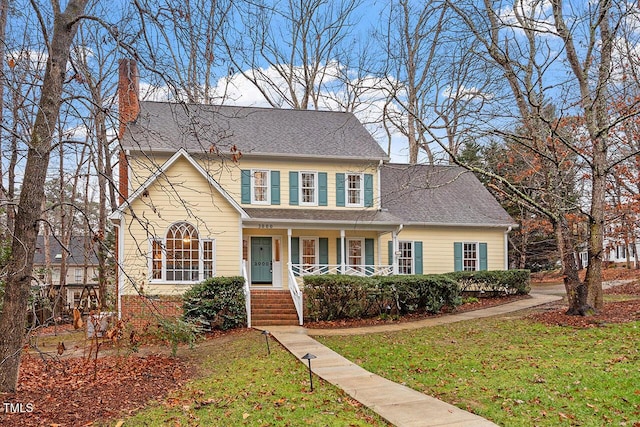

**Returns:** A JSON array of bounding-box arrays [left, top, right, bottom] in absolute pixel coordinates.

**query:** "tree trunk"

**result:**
[[0, 0, 88, 393], [555, 216, 590, 315]]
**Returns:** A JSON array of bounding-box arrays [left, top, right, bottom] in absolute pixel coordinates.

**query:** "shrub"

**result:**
[[446, 270, 530, 295], [182, 276, 246, 330], [303, 274, 461, 321], [304, 275, 377, 321], [154, 317, 200, 356], [376, 275, 461, 314]]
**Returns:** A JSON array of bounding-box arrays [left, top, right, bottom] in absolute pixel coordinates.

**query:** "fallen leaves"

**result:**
[[1, 353, 190, 427]]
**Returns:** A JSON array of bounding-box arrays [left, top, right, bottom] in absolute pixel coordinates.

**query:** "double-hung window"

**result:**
[[346, 173, 363, 207], [151, 222, 215, 282], [252, 170, 270, 204], [74, 268, 83, 283], [398, 241, 414, 274], [463, 242, 478, 271], [300, 172, 317, 205]]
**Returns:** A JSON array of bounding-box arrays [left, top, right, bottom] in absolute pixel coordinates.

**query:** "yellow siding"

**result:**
[[120, 156, 241, 296], [381, 226, 507, 274], [127, 153, 381, 210]]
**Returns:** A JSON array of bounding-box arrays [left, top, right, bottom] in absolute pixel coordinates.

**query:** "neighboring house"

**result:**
[[33, 235, 100, 311], [110, 60, 517, 326]]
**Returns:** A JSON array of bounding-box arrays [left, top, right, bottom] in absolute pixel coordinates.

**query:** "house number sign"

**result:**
[[258, 224, 274, 229]]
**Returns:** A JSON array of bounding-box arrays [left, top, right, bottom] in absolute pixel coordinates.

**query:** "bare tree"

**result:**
[[440, 0, 640, 313], [0, 0, 89, 393], [222, 0, 363, 110]]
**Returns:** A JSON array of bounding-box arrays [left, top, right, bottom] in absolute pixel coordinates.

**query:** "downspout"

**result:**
[[377, 159, 383, 209], [504, 226, 512, 270], [116, 220, 124, 319]]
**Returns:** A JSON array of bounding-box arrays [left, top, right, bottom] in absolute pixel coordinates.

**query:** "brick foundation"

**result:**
[[121, 295, 183, 330]]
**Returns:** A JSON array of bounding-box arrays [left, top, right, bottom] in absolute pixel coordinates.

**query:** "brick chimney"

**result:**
[[118, 59, 139, 204]]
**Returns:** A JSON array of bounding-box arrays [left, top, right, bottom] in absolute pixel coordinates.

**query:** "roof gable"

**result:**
[[381, 163, 516, 227], [33, 236, 99, 266], [123, 102, 389, 161], [110, 148, 248, 220]]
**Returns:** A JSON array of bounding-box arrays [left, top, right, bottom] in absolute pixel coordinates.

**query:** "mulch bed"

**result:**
[[304, 293, 530, 329], [528, 281, 640, 328]]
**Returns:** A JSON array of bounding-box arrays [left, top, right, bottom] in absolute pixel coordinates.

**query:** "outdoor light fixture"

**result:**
[[261, 330, 270, 355], [301, 353, 317, 391]]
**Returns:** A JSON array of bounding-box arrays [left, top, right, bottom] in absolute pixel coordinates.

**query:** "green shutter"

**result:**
[[291, 237, 300, 264], [319, 172, 328, 206], [454, 242, 463, 272], [479, 243, 488, 271], [364, 173, 374, 207], [388, 241, 393, 265], [365, 238, 374, 275], [241, 170, 251, 204], [414, 241, 423, 274], [319, 238, 328, 273], [336, 238, 342, 264], [289, 171, 299, 205], [336, 173, 345, 207], [271, 171, 280, 205]]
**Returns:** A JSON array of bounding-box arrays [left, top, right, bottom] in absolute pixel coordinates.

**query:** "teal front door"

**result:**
[[251, 237, 272, 284]]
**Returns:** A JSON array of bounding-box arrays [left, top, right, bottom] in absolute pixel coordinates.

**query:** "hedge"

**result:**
[[445, 269, 531, 295], [182, 276, 246, 330], [303, 274, 461, 322]]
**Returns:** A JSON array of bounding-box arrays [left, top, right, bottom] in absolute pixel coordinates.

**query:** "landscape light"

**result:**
[[301, 353, 317, 391]]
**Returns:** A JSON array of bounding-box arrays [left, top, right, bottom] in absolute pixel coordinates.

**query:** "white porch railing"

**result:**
[[287, 266, 304, 325], [287, 263, 393, 325], [242, 260, 251, 328]]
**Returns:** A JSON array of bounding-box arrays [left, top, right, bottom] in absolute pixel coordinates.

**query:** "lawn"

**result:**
[[317, 316, 640, 426], [121, 329, 390, 426]]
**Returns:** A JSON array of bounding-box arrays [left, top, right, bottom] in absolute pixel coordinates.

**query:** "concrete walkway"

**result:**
[[262, 291, 563, 427]]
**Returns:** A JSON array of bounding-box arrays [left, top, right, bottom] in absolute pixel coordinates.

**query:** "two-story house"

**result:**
[[110, 60, 516, 327], [33, 235, 100, 311]]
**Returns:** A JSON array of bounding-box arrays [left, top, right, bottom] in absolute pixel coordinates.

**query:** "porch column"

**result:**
[[287, 228, 292, 265], [340, 229, 346, 274], [392, 230, 398, 274]]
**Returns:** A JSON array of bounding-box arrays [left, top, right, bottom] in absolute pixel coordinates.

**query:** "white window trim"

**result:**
[[74, 268, 83, 283], [347, 238, 364, 267], [300, 237, 319, 266], [345, 173, 364, 207], [299, 171, 318, 206], [463, 241, 479, 272], [149, 235, 216, 283], [251, 169, 271, 205], [398, 240, 414, 275]]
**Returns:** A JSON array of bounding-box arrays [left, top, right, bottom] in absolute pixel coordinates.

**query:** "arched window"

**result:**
[[151, 222, 215, 282]]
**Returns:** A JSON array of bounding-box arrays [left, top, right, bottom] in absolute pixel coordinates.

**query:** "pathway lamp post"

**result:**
[[261, 330, 270, 356], [301, 353, 317, 391]]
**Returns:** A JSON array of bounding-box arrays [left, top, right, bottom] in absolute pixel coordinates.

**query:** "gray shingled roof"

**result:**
[[33, 236, 99, 266], [243, 208, 401, 225], [123, 102, 389, 160], [381, 163, 517, 227]]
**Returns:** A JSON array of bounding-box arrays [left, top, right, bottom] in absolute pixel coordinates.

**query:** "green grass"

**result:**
[[121, 330, 389, 426], [318, 317, 640, 427]]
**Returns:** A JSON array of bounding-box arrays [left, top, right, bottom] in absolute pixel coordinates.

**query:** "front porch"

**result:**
[[244, 260, 395, 327]]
